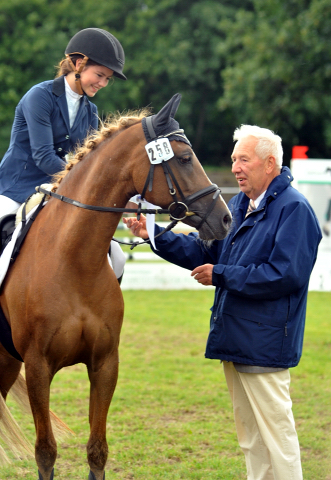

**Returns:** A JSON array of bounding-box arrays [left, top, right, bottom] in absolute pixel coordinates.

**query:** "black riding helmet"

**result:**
[[65, 28, 127, 81]]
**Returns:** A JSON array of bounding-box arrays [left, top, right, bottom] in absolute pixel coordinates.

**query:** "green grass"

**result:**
[[2, 291, 331, 479]]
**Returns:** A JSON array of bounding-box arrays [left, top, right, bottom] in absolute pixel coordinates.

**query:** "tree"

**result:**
[[219, 0, 331, 162], [0, 0, 247, 166], [93, 0, 248, 165]]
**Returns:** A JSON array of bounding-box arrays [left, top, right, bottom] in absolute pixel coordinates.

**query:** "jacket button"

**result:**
[[232, 241, 235, 245], [58, 147, 62, 152], [65, 135, 70, 139], [274, 192, 277, 195]]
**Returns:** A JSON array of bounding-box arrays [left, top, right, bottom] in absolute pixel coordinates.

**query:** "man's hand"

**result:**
[[191, 264, 214, 286], [123, 214, 149, 239]]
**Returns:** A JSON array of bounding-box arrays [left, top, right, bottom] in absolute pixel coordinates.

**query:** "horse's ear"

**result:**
[[142, 93, 188, 143], [168, 93, 182, 118], [153, 93, 182, 129]]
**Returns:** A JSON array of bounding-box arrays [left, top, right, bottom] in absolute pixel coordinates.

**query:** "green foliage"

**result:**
[[219, 0, 331, 160], [0, 0, 242, 166], [0, 0, 330, 168]]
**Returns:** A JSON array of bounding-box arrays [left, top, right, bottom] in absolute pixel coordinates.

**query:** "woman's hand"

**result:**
[[123, 214, 149, 239]]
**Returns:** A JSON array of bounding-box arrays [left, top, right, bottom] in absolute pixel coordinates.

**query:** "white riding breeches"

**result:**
[[108, 240, 126, 279], [0, 195, 20, 217]]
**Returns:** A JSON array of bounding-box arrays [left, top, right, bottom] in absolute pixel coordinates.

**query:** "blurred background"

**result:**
[[0, 0, 330, 169]]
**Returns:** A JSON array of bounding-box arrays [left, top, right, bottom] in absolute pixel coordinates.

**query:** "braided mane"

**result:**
[[52, 107, 151, 191]]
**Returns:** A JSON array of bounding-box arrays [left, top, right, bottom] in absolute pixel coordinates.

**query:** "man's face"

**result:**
[[231, 136, 272, 200]]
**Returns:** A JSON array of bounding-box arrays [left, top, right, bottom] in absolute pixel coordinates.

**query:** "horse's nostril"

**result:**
[[223, 214, 231, 226]]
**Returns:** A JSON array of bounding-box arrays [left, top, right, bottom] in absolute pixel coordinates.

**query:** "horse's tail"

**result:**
[[0, 383, 33, 464], [0, 372, 74, 464], [10, 372, 74, 441]]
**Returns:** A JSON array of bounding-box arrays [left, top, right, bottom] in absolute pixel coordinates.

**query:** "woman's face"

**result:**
[[77, 60, 114, 97]]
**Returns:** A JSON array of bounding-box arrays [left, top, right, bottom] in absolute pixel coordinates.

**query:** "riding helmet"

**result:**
[[65, 28, 127, 80]]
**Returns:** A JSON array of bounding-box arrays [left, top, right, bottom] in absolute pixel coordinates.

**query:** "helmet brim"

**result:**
[[113, 70, 127, 81]]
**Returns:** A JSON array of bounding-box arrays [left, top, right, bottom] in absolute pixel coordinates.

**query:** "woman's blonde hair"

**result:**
[[55, 54, 101, 78]]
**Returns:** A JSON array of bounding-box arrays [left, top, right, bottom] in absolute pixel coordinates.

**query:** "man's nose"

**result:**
[[232, 161, 239, 173]]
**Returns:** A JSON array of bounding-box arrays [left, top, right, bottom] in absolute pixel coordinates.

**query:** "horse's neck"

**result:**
[[52, 144, 134, 255]]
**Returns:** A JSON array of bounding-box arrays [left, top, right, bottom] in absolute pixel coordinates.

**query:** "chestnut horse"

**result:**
[[0, 94, 231, 479]]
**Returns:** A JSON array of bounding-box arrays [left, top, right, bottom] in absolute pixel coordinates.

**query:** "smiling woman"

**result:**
[[70, 61, 114, 97], [0, 27, 128, 281], [0, 28, 126, 209]]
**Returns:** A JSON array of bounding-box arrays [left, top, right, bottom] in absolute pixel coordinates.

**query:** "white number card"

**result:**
[[145, 138, 174, 164]]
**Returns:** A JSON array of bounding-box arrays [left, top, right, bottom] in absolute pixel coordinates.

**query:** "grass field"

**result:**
[[2, 290, 331, 479]]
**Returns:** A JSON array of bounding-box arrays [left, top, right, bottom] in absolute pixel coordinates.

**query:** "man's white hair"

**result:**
[[233, 125, 283, 168]]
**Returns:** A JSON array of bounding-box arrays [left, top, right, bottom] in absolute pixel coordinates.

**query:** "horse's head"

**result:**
[[136, 94, 232, 241], [48, 93, 231, 242]]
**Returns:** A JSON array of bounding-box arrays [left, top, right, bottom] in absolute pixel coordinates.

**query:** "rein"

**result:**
[[37, 183, 221, 249], [36, 187, 170, 216]]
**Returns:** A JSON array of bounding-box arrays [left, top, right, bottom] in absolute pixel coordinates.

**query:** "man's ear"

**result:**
[[266, 155, 277, 174]]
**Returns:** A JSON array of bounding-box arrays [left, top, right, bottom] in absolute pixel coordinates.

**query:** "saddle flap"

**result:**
[[0, 214, 16, 251]]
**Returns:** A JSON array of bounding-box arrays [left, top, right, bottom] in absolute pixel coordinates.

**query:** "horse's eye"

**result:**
[[178, 156, 191, 165]]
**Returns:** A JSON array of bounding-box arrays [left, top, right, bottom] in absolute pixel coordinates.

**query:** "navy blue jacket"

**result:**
[[0, 76, 98, 203], [152, 167, 322, 368]]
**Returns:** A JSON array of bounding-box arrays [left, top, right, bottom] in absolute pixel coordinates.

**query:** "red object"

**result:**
[[292, 146, 309, 159]]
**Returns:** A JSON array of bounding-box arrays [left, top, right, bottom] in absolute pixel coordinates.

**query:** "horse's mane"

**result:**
[[52, 107, 151, 191]]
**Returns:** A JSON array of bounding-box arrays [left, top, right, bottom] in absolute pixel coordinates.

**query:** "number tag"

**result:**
[[145, 138, 174, 164]]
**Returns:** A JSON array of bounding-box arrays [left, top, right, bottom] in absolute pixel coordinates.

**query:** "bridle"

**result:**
[[37, 125, 222, 248]]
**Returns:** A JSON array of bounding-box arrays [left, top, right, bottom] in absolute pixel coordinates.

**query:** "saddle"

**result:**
[[0, 214, 16, 254], [0, 192, 47, 263]]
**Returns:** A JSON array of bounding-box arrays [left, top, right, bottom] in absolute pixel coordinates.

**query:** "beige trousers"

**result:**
[[223, 361, 303, 480]]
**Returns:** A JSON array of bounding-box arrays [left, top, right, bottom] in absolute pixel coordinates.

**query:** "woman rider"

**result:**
[[0, 28, 126, 281]]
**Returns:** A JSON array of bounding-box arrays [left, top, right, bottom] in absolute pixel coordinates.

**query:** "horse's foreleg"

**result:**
[[25, 357, 56, 480], [87, 352, 119, 480]]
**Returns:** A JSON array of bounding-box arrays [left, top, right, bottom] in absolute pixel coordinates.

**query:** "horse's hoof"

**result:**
[[88, 471, 105, 480], [38, 468, 54, 480]]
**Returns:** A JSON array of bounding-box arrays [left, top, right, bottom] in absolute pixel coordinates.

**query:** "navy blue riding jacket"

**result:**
[[152, 167, 322, 369], [0, 76, 98, 203]]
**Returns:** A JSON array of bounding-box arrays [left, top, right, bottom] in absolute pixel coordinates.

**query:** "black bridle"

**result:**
[[36, 129, 222, 248]]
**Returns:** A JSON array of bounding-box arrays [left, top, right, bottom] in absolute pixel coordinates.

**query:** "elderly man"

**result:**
[[124, 125, 322, 480]]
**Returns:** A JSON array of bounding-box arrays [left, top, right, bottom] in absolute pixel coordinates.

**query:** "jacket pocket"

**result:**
[[222, 293, 288, 328], [208, 312, 285, 365]]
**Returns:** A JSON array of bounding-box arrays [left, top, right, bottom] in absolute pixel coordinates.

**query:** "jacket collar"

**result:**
[[235, 166, 293, 222], [52, 75, 66, 96], [52, 75, 89, 105], [52, 75, 89, 131], [237, 166, 293, 208], [264, 166, 293, 204]]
